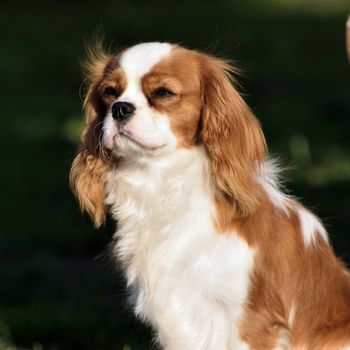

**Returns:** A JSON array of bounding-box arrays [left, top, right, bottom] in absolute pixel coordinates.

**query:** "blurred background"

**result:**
[[0, 0, 349, 349]]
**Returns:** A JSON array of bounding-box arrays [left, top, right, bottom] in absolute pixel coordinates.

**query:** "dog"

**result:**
[[70, 42, 350, 349]]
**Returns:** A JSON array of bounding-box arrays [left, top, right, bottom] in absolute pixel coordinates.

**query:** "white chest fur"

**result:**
[[106, 147, 254, 350]]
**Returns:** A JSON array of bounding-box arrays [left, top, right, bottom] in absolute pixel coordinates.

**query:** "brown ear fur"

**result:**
[[69, 44, 111, 227], [200, 55, 266, 216]]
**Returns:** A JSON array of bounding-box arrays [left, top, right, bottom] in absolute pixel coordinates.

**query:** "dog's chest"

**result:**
[[105, 154, 255, 347], [106, 158, 219, 282]]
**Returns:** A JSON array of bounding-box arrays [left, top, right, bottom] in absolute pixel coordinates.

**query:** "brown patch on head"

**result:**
[[142, 47, 266, 219], [99, 68, 127, 107], [141, 47, 202, 148]]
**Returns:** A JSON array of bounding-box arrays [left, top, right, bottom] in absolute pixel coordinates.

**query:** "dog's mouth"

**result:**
[[119, 128, 166, 152]]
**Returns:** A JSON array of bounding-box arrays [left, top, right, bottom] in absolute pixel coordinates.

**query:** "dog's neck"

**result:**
[[105, 145, 219, 281], [106, 146, 213, 215]]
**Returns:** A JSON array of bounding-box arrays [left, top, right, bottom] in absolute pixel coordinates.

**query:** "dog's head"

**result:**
[[70, 42, 266, 227]]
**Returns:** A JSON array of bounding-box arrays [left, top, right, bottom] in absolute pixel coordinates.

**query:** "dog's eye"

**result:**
[[153, 87, 174, 97], [104, 87, 117, 96]]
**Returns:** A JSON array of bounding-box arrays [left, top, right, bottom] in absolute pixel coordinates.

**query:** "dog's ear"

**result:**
[[70, 150, 109, 228], [69, 44, 111, 227], [199, 54, 266, 216]]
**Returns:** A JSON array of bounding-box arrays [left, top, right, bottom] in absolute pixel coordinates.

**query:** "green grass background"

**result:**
[[0, 0, 349, 349]]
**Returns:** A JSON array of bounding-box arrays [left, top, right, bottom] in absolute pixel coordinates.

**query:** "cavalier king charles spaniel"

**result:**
[[70, 42, 350, 349]]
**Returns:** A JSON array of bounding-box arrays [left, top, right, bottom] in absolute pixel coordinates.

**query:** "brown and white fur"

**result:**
[[70, 42, 350, 349]]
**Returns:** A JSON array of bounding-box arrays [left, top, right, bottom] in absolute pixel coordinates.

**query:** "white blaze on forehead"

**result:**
[[120, 42, 173, 81]]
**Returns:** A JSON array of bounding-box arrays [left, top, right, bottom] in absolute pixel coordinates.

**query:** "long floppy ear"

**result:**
[[200, 55, 266, 217], [69, 44, 111, 227]]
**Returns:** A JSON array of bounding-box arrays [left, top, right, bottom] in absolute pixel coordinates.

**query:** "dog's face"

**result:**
[[71, 42, 266, 226], [99, 43, 202, 158]]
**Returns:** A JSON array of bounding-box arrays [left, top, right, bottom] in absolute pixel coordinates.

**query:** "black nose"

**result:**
[[112, 102, 135, 122]]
